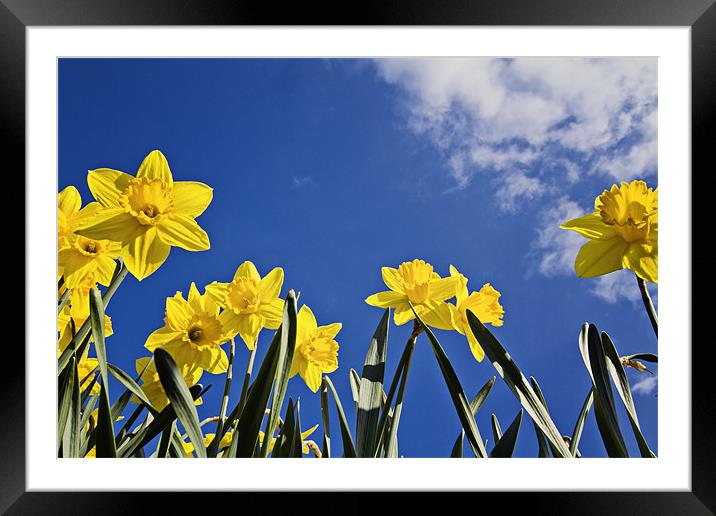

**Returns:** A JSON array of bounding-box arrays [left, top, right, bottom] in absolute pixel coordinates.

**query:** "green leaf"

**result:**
[[466, 309, 572, 458], [154, 348, 206, 458], [601, 332, 655, 458], [259, 292, 297, 457], [349, 369, 361, 407], [384, 337, 415, 458], [491, 414, 503, 443], [530, 377, 560, 458], [233, 329, 281, 457], [355, 308, 389, 458], [490, 410, 523, 458], [578, 324, 629, 458], [156, 421, 175, 459], [107, 363, 153, 408], [624, 353, 658, 363], [323, 376, 357, 458], [68, 357, 82, 457], [290, 400, 303, 458], [320, 379, 331, 458], [450, 377, 496, 458], [570, 389, 594, 456], [450, 434, 464, 458], [273, 398, 296, 458], [116, 384, 204, 458], [57, 357, 76, 452], [95, 382, 117, 457], [416, 311, 488, 459]]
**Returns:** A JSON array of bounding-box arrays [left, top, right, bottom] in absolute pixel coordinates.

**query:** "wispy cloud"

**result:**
[[374, 57, 657, 208], [530, 196, 585, 277], [291, 175, 315, 189], [631, 375, 658, 396]]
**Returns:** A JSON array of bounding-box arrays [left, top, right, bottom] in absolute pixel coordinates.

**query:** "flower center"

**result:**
[[298, 332, 337, 367], [119, 178, 174, 226], [398, 259, 434, 304], [225, 277, 261, 314], [183, 314, 222, 349], [75, 236, 103, 257], [596, 181, 657, 243]]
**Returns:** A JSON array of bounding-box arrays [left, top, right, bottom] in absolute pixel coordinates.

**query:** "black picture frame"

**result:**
[[7, 0, 713, 513]]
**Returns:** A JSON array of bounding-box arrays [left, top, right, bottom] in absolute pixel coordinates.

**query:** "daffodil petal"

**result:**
[[365, 290, 405, 308], [58, 186, 81, 216], [145, 326, 182, 352], [172, 181, 213, 217], [234, 261, 260, 282], [87, 168, 134, 207], [257, 267, 284, 302], [623, 242, 658, 283], [428, 275, 460, 302], [297, 305, 318, 334], [199, 346, 229, 374], [122, 227, 171, 280], [466, 327, 486, 362], [236, 313, 261, 350], [302, 364, 323, 393], [574, 238, 629, 278], [319, 322, 342, 340], [417, 301, 454, 331], [205, 282, 229, 306], [449, 265, 469, 302], [165, 293, 194, 331], [381, 267, 405, 293], [136, 150, 173, 186], [157, 214, 210, 251], [259, 298, 284, 329], [75, 207, 144, 244], [393, 303, 415, 326], [561, 213, 616, 240]]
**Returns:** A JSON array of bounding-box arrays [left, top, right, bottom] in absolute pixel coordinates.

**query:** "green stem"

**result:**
[[636, 274, 658, 337], [58, 288, 71, 315], [208, 338, 236, 457], [235, 339, 258, 421]]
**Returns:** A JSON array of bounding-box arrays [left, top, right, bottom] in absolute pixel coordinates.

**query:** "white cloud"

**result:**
[[291, 176, 314, 189], [631, 375, 658, 396], [530, 196, 585, 276], [590, 270, 642, 305], [374, 57, 657, 200]]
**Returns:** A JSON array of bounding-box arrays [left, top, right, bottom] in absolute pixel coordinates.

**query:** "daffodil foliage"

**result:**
[[56, 152, 657, 459]]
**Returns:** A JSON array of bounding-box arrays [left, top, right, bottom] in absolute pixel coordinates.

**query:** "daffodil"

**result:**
[[76, 150, 213, 280], [58, 186, 100, 251], [289, 306, 341, 392], [183, 431, 233, 457], [58, 236, 121, 289], [561, 180, 658, 283], [447, 265, 504, 362], [133, 357, 203, 411], [205, 261, 284, 350], [57, 302, 113, 354], [58, 273, 100, 317], [365, 259, 459, 329], [259, 424, 319, 454], [77, 355, 101, 396], [144, 282, 236, 374]]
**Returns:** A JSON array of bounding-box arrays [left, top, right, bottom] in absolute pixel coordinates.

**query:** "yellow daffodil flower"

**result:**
[[365, 259, 459, 329], [57, 302, 113, 354], [133, 357, 203, 411], [182, 425, 319, 457], [77, 355, 101, 396], [259, 424, 319, 454], [76, 150, 213, 280], [58, 186, 101, 251], [58, 235, 121, 289], [144, 282, 236, 374], [205, 261, 285, 350], [447, 265, 504, 362], [289, 306, 341, 393], [561, 180, 658, 283], [58, 274, 101, 317]]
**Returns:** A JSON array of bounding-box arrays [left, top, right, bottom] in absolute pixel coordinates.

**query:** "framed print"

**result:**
[[7, 0, 713, 513]]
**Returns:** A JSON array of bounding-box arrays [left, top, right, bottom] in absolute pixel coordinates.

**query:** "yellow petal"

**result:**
[[428, 275, 460, 302], [259, 298, 284, 330], [623, 242, 658, 283], [449, 265, 469, 302], [165, 293, 194, 331], [297, 305, 318, 335], [172, 181, 213, 217], [145, 326, 182, 352], [199, 346, 229, 374], [381, 267, 405, 293], [393, 303, 415, 326], [236, 313, 261, 350], [560, 213, 616, 240], [257, 267, 284, 302], [122, 227, 171, 280], [234, 261, 260, 282], [58, 186, 81, 216], [465, 327, 486, 362], [76, 207, 144, 244], [574, 238, 629, 278], [136, 150, 173, 187], [302, 363, 323, 393], [87, 168, 133, 207], [365, 290, 405, 308], [205, 282, 229, 306], [319, 322, 342, 340], [157, 214, 210, 251], [417, 301, 454, 331]]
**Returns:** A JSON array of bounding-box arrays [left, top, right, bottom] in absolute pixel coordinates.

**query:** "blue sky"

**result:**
[[59, 58, 658, 458]]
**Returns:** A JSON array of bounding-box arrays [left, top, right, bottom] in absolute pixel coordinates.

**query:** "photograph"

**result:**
[[56, 57, 660, 460]]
